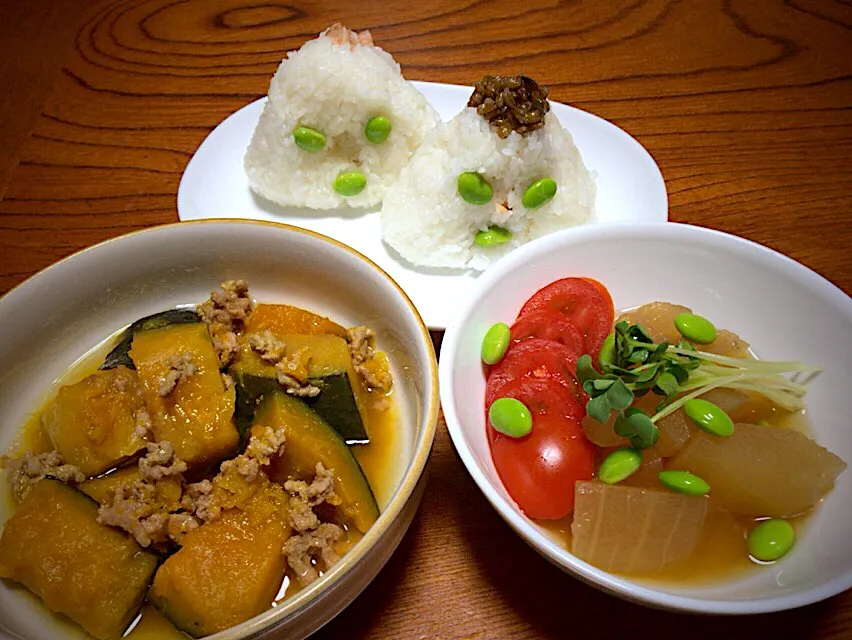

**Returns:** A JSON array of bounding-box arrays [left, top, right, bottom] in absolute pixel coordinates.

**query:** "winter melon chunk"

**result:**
[[670, 422, 846, 517]]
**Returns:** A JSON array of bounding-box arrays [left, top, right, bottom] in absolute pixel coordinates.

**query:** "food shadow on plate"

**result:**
[[250, 190, 376, 221], [381, 241, 475, 277]]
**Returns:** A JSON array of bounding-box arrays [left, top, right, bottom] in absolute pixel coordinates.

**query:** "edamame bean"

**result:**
[[333, 171, 367, 196], [747, 519, 795, 562], [658, 470, 710, 496], [521, 177, 557, 209], [457, 172, 493, 205], [293, 126, 326, 152], [365, 115, 392, 144], [598, 332, 616, 369], [474, 226, 512, 248], [598, 448, 643, 484], [481, 322, 511, 365], [684, 398, 734, 437], [488, 397, 533, 438], [674, 312, 717, 344]]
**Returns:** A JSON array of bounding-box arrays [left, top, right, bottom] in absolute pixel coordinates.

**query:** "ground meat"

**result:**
[[325, 22, 373, 49], [212, 330, 240, 367], [467, 75, 550, 138], [283, 522, 343, 586], [345, 326, 392, 392], [199, 280, 253, 366], [284, 463, 339, 507], [2, 451, 85, 503], [245, 426, 287, 466], [138, 441, 187, 481], [221, 372, 234, 391], [287, 496, 320, 533], [181, 479, 219, 522], [219, 455, 261, 484], [157, 352, 196, 397], [97, 479, 199, 548], [249, 330, 287, 363], [134, 408, 152, 439], [276, 371, 321, 398]]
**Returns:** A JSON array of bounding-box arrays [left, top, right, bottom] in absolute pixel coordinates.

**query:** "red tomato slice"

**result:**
[[486, 338, 584, 409], [517, 277, 614, 357], [510, 310, 585, 356], [487, 377, 584, 422], [489, 412, 595, 519]]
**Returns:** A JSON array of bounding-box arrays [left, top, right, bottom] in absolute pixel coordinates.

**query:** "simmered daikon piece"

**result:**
[[700, 329, 750, 358], [700, 388, 781, 424], [621, 454, 664, 489], [571, 481, 708, 574], [670, 423, 847, 517], [618, 302, 690, 344], [43, 367, 148, 476], [129, 323, 238, 467]]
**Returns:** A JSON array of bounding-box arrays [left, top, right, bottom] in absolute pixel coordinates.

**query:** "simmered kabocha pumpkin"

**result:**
[[257, 390, 379, 533], [148, 479, 292, 637], [246, 303, 348, 338], [0, 479, 158, 640], [232, 332, 370, 443], [129, 323, 238, 467], [42, 366, 148, 476], [80, 466, 183, 511]]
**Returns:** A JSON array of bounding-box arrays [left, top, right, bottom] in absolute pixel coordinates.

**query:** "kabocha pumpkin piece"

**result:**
[[246, 303, 347, 338], [42, 366, 148, 476], [101, 309, 201, 371], [0, 479, 158, 640], [257, 390, 379, 533], [130, 323, 238, 467], [232, 333, 370, 443], [149, 480, 291, 637], [80, 465, 182, 511]]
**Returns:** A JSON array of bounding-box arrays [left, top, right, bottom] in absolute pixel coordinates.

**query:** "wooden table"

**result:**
[[1, 1, 850, 638]]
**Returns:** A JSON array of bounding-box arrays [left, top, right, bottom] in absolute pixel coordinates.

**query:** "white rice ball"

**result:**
[[381, 108, 596, 270], [244, 26, 439, 210]]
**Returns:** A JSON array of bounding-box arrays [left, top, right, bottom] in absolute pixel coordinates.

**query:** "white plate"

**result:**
[[178, 81, 668, 329]]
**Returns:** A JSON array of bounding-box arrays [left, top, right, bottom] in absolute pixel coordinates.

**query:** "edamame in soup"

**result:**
[[481, 278, 847, 582]]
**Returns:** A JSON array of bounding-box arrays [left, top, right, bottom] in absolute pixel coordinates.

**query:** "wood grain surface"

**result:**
[[1, 0, 850, 638]]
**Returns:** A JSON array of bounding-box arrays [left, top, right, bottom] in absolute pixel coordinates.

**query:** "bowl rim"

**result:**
[[0, 219, 441, 638], [439, 220, 852, 615]]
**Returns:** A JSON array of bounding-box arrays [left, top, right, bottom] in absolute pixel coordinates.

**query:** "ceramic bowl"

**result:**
[[0, 220, 439, 639], [439, 221, 852, 614]]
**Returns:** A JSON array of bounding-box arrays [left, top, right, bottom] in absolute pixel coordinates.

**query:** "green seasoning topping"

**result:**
[[488, 398, 533, 438], [598, 448, 643, 485], [674, 312, 717, 345], [467, 75, 550, 138], [522, 178, 557, 209], [474, 226, 512, 248], [684, 398, 734, 437], [481, 322, 511, 365], [293, 126, 326, 152], [658, 470, 710, 496], [364, 116, 392, 144], [457, 172, 493, 205], [333, 172, 367, 196], [748, 519, 795, 562], [577, 319, 820, 452]]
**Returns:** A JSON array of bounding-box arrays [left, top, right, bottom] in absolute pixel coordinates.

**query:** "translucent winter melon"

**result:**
[[670, 423, 847, 517], [571, 480, 708, 575]]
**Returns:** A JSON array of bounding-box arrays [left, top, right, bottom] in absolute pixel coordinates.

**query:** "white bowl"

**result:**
[[439, 221, 852, 614], [0, 220, 440, 640]]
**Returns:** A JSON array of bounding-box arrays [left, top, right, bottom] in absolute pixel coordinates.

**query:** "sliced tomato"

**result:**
[[517, 277, 614, 357], [489, 412, 595, 519], [485, 338, 584, 409], [510, 309, 585, 357], [487, 376, 583, 422]]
